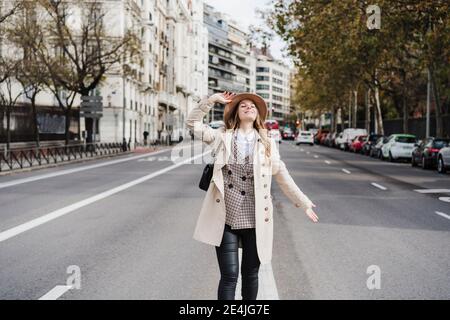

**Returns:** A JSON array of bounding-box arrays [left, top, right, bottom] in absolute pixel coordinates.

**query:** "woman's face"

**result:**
[[237, 99, 258, 122]]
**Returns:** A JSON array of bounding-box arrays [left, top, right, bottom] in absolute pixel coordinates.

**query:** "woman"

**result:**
[[186, 91, 318, 300]]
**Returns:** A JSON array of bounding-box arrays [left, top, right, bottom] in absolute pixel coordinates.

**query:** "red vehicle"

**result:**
[[350, 135, 367, 153], [319, 133, 329, 145], [265, 119, 279, 130], [314, 129, 329, 144]]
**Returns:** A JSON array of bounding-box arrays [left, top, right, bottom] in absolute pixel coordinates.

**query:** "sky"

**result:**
[[204, 0, 292, 67]]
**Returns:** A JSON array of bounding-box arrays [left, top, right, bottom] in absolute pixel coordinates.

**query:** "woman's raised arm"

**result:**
[[185, 92, 234, 145]]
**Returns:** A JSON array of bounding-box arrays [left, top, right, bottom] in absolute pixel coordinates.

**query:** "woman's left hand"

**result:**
[[305, 204, 319, 223]]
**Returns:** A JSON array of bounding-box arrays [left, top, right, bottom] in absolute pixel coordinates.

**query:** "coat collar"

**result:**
[[218, 128, 263, 170], [222, 128, 262, 155]]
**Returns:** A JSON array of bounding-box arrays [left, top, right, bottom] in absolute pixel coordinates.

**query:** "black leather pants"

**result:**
[[215, 224, 261, 300]]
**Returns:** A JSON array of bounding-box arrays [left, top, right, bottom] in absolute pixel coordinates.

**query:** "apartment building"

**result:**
[[253, 48, 291, 122], [203, 3, 255, 122]]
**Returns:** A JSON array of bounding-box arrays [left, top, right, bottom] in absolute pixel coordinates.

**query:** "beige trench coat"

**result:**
[[186, 97, 314, 265]]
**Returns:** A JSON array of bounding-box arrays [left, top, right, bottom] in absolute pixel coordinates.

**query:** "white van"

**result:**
[[339, 128, 367, 151]]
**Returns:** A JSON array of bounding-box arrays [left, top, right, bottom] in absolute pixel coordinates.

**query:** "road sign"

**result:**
[[80, 113, 103, 118], [80, 95, 103, 118], [80, 106, 103, 112]]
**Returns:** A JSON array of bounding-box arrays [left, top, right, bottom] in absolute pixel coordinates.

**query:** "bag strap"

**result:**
[[211, 138, 223, 159]]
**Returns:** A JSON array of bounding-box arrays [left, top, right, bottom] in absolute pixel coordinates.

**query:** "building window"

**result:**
[[272, 77, 283, 85], [273, 86, 283, 93], [257, 93, 270, 99], [256, 76, 269, 81], [256, 67, 270, 73], [272, 95, 283, 101], [273, 70, 283, 77], [256, 84, 270, 91]]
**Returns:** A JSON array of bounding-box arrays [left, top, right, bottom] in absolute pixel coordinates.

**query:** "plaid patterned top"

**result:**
[[222, 130, 256, 229]]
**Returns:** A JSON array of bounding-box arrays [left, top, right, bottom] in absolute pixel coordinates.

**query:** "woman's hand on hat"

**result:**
[[208, 91, 235, 104]]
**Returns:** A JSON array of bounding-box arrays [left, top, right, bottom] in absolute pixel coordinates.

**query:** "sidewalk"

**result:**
[[0, 145, 175, 177]]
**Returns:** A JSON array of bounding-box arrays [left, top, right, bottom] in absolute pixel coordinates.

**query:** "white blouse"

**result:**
[[236, 129, 256, 158]]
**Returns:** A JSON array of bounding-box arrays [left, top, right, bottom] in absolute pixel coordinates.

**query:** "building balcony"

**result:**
[[158, 91, 178, 110]]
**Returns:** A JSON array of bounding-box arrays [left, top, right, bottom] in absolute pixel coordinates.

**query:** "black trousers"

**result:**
[[215, 224, 261, 300]]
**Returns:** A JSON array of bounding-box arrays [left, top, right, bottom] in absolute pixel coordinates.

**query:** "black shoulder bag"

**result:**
[[199, 140, 223, 191]]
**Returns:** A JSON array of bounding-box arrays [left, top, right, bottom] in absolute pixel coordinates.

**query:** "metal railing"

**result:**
[[0, 142, 127, 172]]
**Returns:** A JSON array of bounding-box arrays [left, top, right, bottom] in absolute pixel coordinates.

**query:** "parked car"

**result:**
[[361, 134, 384, 155], [268, 128, 282, 144], [437, 146, 450, 173], [338, 128, 368, 151], [265, 119, 279, 130], [296, 131, 314, 145], [319, 133, 330, 145], [381, 134, 417, 162], [334, 132, 344, 148], [412, 137, 450, 169], [281, 127, 296, 140], [330, 132, 340, 148], [349, 135, 367, 153], [322, 133, 332, 147], [314, 129, 329, 144], [309, 128, 319, 136], [370, 136, 388, 158]]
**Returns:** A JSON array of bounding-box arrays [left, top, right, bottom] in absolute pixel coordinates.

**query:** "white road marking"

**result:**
[[434, 211, 450, 220], [342, 169, 351, 174], [38, 285, 73, 300], [138, 156, 172, 162], [300, 149, 304, 152], [0, 148, 171, 190], [414, 189, 450, 194], [0, 151, 207, 243], [371, 183, 387, 191], [235, 249, 279, 300], [325, 160, 331, 165], [313, 155, 319, 159], [306, 151, 310, 155], [438, 197, 450, 203]]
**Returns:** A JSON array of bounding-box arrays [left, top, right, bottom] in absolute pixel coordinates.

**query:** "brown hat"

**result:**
[[223, 93, 268, 123]]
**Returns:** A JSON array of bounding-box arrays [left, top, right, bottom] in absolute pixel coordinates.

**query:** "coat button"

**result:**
[[228, 184, 233, 189], [264, 184, 267, 188], [216, 199, 220, 203], [241, 176, 246, 181], [265, 218, 269, 222], [264, 195, 268, 199], [228, 170, 232, 175], [264, 207, 268, 211], [262, 174, 265, 177], [241, 191, 246, 196]]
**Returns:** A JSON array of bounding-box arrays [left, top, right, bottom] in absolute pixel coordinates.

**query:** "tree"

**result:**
[[267, 0, 450, 137], [0, 0, 23, 150], [37, 0, 141, 145]]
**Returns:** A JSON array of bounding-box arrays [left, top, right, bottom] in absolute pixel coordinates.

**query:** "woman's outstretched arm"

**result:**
[[270, 139, 319, 222]]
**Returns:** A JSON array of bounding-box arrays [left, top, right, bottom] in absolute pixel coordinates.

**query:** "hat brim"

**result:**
[[224, 93, 268, 122]]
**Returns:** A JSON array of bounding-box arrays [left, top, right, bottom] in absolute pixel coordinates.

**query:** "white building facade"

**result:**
[[0, 0, 208, 147], [254, 51, 291, 122]]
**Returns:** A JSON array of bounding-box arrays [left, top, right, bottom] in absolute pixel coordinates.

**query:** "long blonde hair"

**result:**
[[224, 101, 271, 158]]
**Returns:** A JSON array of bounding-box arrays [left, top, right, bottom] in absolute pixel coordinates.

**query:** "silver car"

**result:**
[[437, 146, 450, 173]]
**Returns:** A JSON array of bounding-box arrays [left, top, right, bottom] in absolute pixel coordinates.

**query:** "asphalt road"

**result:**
[[0, 140, 448, 299]]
